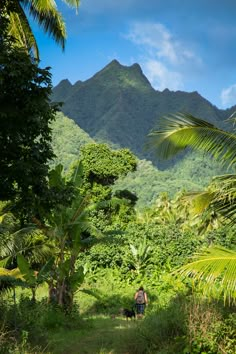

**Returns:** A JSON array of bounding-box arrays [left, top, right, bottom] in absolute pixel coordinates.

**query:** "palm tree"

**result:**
[[0, 221, 54, 300], [148, 112, 236, 303], [148, 113, 236, 218], [174, 246, 236, 304], [4, 0, 80, 59]]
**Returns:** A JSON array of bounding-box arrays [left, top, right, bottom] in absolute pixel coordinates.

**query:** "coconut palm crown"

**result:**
[[5, 0, 80, 59]]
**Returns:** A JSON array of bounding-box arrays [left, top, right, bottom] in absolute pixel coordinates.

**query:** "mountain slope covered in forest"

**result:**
[[52, 60, 234, 165], [50, 112, 94, 170], [50, 112, 224, 210]]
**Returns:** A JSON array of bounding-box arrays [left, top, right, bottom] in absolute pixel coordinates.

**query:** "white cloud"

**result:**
[[126, 22, 200, 66], [143, 60, 183, 91], [125, 21, 201, 91], [221, 84, 236, 107]]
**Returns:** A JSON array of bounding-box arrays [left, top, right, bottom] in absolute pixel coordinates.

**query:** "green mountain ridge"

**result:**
[[52, 60, 234, 166]]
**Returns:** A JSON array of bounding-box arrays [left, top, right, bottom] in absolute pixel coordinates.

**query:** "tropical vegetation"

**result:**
[[148, 112, 236, 304], [0, 3, 235, 352], [0, 5, 58, 223], [5, 0, 80, 59]]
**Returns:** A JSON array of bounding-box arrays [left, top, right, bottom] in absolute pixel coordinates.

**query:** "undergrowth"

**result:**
[[1, 274, 235, 354]]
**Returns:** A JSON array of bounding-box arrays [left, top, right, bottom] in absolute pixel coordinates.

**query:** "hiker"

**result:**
[[134, 286, 148, 318]]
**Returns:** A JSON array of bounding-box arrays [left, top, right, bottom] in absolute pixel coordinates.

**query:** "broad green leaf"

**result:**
[[48, 164, 65, 188], [17, 255, 35, 284], [37, 257, 55, 283], [68, 267, 84, 292]]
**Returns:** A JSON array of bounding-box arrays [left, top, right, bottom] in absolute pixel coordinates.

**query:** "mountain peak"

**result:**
[[93, 60, 153, 91], [130, 62, 142, 71], [52, 79, 72, 102], [105, 60, 142, 73], [54, 79, 72, 88], [108, 59, 121, 67]]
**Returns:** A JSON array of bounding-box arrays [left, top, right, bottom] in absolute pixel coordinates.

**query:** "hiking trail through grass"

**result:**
[[49, 315, 138, 354]]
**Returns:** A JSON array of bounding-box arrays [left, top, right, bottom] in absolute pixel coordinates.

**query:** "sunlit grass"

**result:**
[[48, 315, 138, 354]]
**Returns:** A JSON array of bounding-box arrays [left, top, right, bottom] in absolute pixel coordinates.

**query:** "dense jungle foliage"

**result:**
[[0, 3, 235, 353]]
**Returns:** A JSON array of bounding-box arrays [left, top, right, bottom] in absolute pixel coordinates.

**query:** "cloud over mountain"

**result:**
[[124, 22, 202, 92], [221, 84, 236, 107]]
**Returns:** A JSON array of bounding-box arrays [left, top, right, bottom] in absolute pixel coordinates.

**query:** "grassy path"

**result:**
[[48, 316, 138, 354]]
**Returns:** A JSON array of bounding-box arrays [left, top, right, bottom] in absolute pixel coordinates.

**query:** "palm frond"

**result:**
[[62, 0, 80, 7], [209, 174, 236, 223], [179, 174, 236, 225], [0, 276, 27, 292], [8, 2, 39, 58], [147, 113, 236, 168], [22, 0, 67, 50], [182, 191, 215, 215], [175, 246, 236, 304], [0, 227, 53, 266], [62, 0, 80, 14]]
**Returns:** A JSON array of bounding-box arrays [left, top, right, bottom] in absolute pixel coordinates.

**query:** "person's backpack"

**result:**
[[136, 290, 145, 304]]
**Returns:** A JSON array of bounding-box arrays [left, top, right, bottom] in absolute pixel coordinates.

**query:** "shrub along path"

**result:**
[[48, 315, 138, 354]]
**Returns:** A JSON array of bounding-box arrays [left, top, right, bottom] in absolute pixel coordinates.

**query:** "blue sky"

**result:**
[[35, 0, 236, 108]]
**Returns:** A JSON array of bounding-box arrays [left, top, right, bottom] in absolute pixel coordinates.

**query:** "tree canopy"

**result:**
[[0, 10, 58, 222]]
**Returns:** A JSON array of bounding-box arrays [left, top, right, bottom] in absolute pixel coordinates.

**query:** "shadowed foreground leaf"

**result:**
[[148, 112, 236, 168], [175, 247, 236, 304]]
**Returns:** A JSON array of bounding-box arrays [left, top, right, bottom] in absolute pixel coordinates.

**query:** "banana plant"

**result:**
[[129, 236, 152, 274], [37, 162, 97, 308]]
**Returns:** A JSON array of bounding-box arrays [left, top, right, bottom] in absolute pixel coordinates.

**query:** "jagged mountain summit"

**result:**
[[52, 60, 234, 163]]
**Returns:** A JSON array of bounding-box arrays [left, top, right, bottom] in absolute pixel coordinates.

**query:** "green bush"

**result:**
[[184, 302, 236, 354], [0, 295, 83, 352], [214, 313, 236, 354], [137, 296, 187, 353], [118, 296, 236, 354]]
